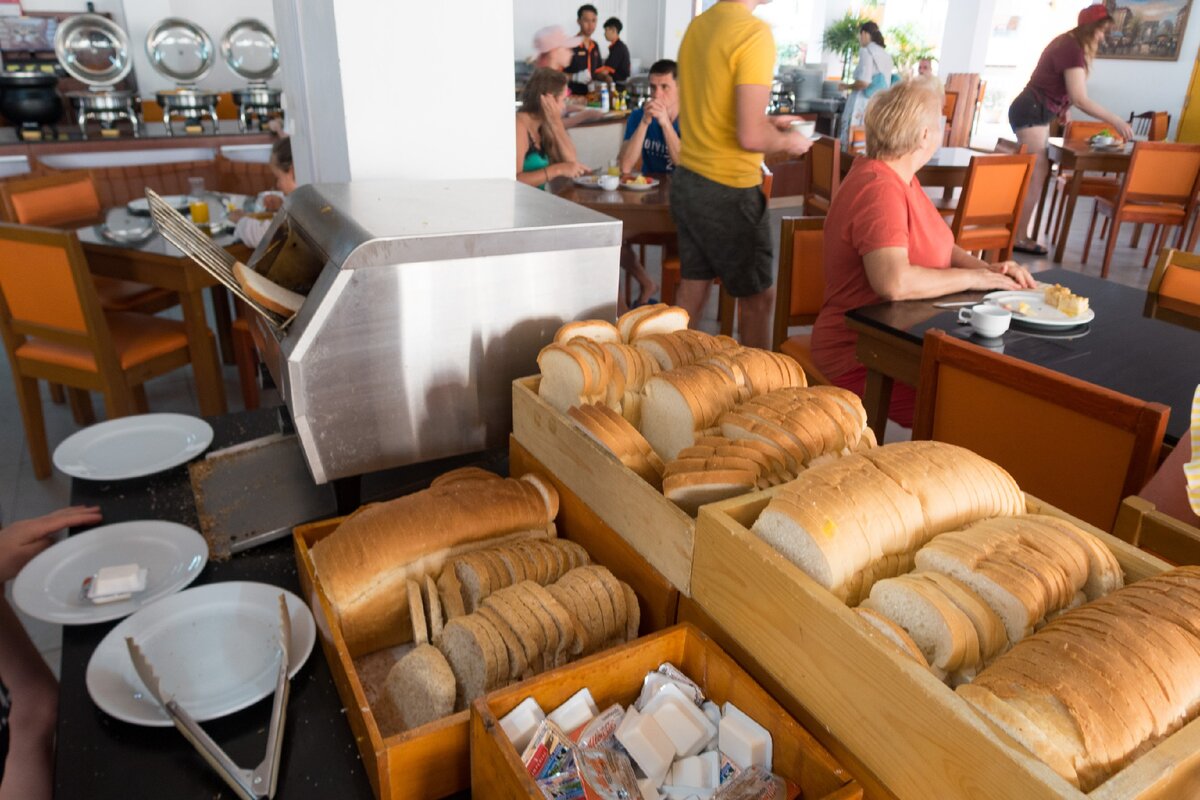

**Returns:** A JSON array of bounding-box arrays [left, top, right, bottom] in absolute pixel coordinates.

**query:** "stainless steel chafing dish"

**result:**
[[145, 17, 219, 135], [221, 19, 283, 132], [55, 13, 141, 138], [245, 179, 621, 484]]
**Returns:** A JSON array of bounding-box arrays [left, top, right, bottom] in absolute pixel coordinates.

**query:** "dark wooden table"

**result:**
[[57, 408, 498, 799], [841, 146, 977, 188], [75, 219, 252, 417], [1041, 137, 1132, 263], [844, 268, 1199, 444], [550, 173, 674, 238]]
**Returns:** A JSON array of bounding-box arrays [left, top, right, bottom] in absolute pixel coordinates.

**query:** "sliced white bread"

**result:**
[[616, 303, 668, 342], [233, 261, 304, 316], [538, 343, 595, 413], [424, 574, 444, 644], [862, 573, 981, 677], [384, 643, 456, 730], [663, 468, 759, 516], [554, 319, 621, 344], [628, 305, 690, 341], [855, 606, 931, 669]]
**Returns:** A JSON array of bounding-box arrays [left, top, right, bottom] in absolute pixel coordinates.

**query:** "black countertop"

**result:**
[[846, 268, 1200, 444], [58, 407, 500, 799]]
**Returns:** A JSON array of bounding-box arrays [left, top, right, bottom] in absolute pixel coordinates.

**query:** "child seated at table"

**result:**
[[228, 137, 296, 248]]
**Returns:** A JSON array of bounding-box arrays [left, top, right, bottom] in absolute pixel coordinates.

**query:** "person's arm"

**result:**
[[564, 108, 605, 128], [842, 47, 873, 91], [735, 84, 812, 157], [951, 246, 1038, 285], [618, 111, 649, 174], [862, 247, 1024, 301], [1064, 68, 1135, 139], [645, 102, 682, 167]]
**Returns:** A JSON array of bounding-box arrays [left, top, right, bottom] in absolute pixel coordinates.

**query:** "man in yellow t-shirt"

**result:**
[[671, 0, 812, 349]]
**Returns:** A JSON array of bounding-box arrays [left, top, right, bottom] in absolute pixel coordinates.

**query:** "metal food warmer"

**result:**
[[244, 179, 621, 485], [221, 19, 283, 132], [145, 17, 219, 135], [55, 13, 141, 138]]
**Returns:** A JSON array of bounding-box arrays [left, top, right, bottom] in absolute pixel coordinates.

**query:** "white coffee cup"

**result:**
[[957, 304, 1011, 337], [598, 174, 620, 191], [790, 120, 817, 138]]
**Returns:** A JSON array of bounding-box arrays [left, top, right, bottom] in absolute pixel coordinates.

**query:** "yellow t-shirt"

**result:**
[[677, 1, 776, 189]]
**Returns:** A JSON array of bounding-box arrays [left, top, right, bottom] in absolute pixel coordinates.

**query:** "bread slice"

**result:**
[[628, 305, 690, 341], [437, 567, 467, 620], [424, 574, 444, 644], [233, 260, 304, 316], [855, 606, 931, 669], [862, 574, 980, 677], [622, 582, 640, 641], [663, 469, 758, 515], [617, 303, 667, 342], [384, 644, 456, 730], [546, 582, 590, 657], [554, 319, 621, 344], [439, 617, 493, 709], [407, 579, 428, 646], [537, 343, 593, 413]]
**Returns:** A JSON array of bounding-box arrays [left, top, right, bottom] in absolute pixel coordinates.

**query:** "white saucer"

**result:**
[[86, 582, 315, 726], [11, 520, 207, 625], [53, 413, 213, 480]]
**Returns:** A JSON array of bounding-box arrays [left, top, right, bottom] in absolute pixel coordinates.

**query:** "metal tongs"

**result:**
[[125, 594, 292, 800]]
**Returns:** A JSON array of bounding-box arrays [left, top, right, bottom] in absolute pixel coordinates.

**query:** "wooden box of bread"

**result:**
[[689, 439, 1200, 799], [471, 623, 861, 799], [293, 467, 656, 800], [513, 305, 876, 594]]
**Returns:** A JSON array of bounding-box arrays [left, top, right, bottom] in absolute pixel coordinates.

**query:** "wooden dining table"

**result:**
[[1039, 137, 1132, 263], [75, 217, 251, 417], [844, 267, 1198, 445], [549, 173, 675, 238]]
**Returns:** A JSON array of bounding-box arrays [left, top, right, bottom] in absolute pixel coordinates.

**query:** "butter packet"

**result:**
[[635, 662, 705, 710], [576, 747, 641, 800], [572, 704, 626, 750], [712, 765, 793, 799], [523, 720, 576, 782]]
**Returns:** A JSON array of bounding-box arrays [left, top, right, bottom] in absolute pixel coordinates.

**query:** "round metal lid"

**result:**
[[54, 13, 133, 88], [220, 19, 279, 82], [145, 17, 215, 83]]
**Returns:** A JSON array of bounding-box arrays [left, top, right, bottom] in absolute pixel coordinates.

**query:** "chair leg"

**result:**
[[1190, 214, 1200, 252], [1044, 184, 1059, 237], [15, 376, 50, 480], [131, 384, 149, 414], [232, 324, 261, 411], [1130, 222, 1144, 248], [101, 383, 136, 419], [67, 388, 95, 426], [1101, 218, 1120, 279], [48, 382, 65, 404], [1100, 216, 1109, 242], [1175, 219, 1188, 249], [1082, 205, 1099, 264]]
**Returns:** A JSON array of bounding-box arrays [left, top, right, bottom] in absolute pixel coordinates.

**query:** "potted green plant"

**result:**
[[887, 23, 937, 76], [822, 11, 873, 82]]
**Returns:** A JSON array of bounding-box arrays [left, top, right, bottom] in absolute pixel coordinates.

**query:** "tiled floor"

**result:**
[[0, 196, 1166, 677]]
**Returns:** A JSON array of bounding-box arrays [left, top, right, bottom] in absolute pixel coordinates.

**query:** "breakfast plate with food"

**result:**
[[620, 174, 660, 191], [573, 174, 603, 188], [984, 284, 1094, 328]]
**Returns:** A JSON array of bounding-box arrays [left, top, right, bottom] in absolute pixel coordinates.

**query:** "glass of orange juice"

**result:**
[[189, 199, 210, 225]]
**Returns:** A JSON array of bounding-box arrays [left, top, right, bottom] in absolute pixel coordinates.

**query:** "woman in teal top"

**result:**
[[517, 69, 589, 189]]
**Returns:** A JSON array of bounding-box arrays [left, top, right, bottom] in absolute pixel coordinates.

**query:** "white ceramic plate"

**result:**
[[53, 413, 213, 480], [620, 177, 660, 191], [11, 521, 207, 625], [573, 174, 602, 188], [984, 290, 1095, 328], [126, 195, 190, 215], [86, 582, 315, 726]]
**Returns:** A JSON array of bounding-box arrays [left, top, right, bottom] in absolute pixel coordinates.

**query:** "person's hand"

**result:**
[[987, 260, 1036, 289], [0, 506, 102, 582], [540, 92, 565, 121], [786, 133, 813, 157], [1114, 120, 1135, 141], [769, 115, 799, 131], [553, 162, 591, 179], [572, 69, 592, 84], [227, 209, 245, 223], [969, 269, 1022, 292], [262, 194, 284, 212], [646, 100, 670, 128]]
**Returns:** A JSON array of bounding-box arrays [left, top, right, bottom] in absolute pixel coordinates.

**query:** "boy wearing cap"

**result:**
[[1007, 4, 1134, 255]]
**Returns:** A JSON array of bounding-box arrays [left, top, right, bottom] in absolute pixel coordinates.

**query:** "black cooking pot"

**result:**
[[0, 72, 63, 126]]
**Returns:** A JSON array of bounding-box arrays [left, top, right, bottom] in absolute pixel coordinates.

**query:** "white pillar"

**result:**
[[272, 0, 515, 184], [938, 0, 997, 75]]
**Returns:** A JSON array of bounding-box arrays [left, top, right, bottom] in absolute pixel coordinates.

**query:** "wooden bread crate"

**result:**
[[292, 461, 682, 800], [690, 490, 1200, 799], [470, 623, 863, 800], [513, 375, 695, 592]]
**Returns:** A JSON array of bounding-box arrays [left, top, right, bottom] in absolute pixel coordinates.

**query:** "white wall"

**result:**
[[661, 0, 693, 61], [118, 0, 280, 95], [1085, 21, 1200, 139], [938, 0, 997, 74]]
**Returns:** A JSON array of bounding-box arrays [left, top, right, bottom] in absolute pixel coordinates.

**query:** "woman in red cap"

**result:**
[[1008, 4, 1134, 255]]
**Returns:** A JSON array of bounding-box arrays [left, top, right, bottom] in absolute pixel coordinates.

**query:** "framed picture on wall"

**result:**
[[1098, 0, 1193, 61]]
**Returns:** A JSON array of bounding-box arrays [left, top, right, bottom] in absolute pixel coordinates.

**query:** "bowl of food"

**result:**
[[1090, 131, 1116, 147], [619, 174, 659, 191]]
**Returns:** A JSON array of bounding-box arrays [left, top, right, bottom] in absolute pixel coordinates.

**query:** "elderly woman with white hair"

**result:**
[[811, 76, 1037, 428]]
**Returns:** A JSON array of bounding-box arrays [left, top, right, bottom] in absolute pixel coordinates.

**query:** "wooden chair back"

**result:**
[[1119, 141, 1200, 206], [805, 136, 840, 215], [993, 138, 1027, 154], [0, 170, 103, 227], [0, 223, 119, 374], [949, 153, 1036, 258], [1130, 110, 1171, 142], [914, 329, 1168, 530], [1064, 120, 1118, 143], [1114, 496, 1200, 565], [771, 216, 825, 350], [1145, 247, 1200, 331], [849, 126, 866, 155]]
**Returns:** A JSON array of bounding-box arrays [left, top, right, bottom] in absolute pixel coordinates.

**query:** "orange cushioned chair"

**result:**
[[1129, 110, 1171, 142], [771, 216, 829, 385], [942, 91, 959, 146], [1114, 496, 1200, 565], [1043, 120, 1123, 247], [1144, 247, 1200, 332], [0, 223, 205, 479], [948, 153, 1036, 261], [913, 329, 1168, 531], [1083, 141, 1200, 278], [0, 170, 177, 314], [803, 135, 840, 216]]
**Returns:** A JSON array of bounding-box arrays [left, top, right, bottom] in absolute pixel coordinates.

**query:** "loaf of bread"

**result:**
[[568, 403, 664, 488], [310, 472, 559, 655], [634, 329, 738, 371], [619, 304, 689, 342], [959, 567, 1200, 791]]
